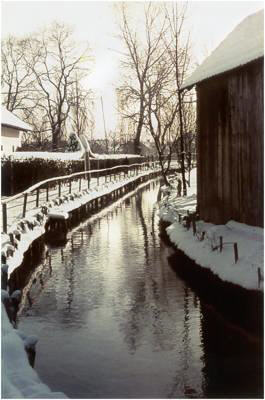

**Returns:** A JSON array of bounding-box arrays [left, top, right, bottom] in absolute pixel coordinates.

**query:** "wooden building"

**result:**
[[182, 10, 264, 227]]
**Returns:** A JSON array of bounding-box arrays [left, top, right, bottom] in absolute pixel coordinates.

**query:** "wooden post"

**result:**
[[258, 267, 262, 287], [219, 236, 223, 252], [46, 186, 49, 202], [36, 189, 40, 208], [79, 178, 82, 192], [10, 159, 14, 195], [192, 217, 196, 235], [88, 153, 91, 189], [84, 151, 90, 189], [58, 181, 61, 197], [69, 180, 72, 193], [2, 203, 7, 234], [23, 193, 28, 218], [97, 159, 100, 186], [234, 243, 238, 263]]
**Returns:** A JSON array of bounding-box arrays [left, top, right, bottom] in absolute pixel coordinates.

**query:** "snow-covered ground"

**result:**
[[2, 302, 67, 398], [1, 166, 160, 399], [159, 169, 264, 292]]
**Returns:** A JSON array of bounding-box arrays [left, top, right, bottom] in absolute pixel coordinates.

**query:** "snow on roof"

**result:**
[[182, 9, 264, 89], [1, 106, 32, 131]]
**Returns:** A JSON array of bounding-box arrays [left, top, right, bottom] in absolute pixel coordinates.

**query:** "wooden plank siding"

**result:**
[[196, 58, 263, 227]]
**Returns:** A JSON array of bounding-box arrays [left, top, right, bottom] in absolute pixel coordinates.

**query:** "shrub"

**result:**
[[1, 155, 145, 196]]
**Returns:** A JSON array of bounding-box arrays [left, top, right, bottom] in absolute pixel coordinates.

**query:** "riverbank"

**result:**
[[159, 169, 264, 293]]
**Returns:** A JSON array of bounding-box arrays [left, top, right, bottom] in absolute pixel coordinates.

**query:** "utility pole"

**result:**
[[101, 96, 108, 153]]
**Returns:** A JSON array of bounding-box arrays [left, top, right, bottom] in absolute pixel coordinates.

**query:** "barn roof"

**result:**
[[182, 9, 264, 89], [1, 106, 32, 131]]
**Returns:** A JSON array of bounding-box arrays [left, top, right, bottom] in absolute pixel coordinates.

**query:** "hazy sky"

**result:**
[[2, 1, 264, 138]]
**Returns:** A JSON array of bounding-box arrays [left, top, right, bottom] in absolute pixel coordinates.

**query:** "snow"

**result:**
[[11, 151, 143, 161], [12, 150, 85, 161], [159, 169, 264, 291], [2, 303, 67, 398], [182, 9, 264, 89], [1, 106, 32, 132]]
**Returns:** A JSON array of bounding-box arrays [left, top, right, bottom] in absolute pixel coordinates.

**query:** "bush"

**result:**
[[1, 155, 145, 196]]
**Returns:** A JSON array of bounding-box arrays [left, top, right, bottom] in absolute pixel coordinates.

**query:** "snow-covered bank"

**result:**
[[2, 168, 159, 278], [2, 303, 66, 399], [159, 169, 264, 292]]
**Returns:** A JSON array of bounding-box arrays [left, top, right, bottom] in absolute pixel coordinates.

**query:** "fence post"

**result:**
[[219, 236, 223, 252], [46, 186, 49, 202], [23, 193, 28, 218], [192, 216, 196, 235], [79, 178, 82, 192], [2, 203, 7, 234], [234, 243, 238, 263], [258, 267, 262, 287], [69, 180, 72, 194], [36, 189, 40, 208], [97, 159, 100, 186], [58, 181, 61, 197]]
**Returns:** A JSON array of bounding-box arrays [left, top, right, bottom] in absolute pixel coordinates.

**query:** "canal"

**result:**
[[17, 180, 262, 398]]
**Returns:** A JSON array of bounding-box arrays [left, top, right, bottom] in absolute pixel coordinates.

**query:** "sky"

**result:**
[[2, 0, 264, 139]]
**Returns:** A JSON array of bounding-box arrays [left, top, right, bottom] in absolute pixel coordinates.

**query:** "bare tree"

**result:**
[[118, 3, 168, 154], [182, 93, 196, 185], [164, 3, 192, 195], [25, 22, 92, 149], [145, 50, 179, 185], [1, 36, 37, 112], [69, 79, 95, 137]]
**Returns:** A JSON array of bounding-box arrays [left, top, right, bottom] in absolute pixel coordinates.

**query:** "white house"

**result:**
[[1, 106, 32, 154]]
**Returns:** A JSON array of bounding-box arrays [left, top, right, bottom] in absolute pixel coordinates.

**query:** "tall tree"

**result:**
[[164, 3, 192, 195], [2, 23, 93, 149], [68, 79, 95, 138], [119, 3, 168, 154], [145, 49, 179, 185], [1, 36, 37, 112], [26, 22, 92, 149]]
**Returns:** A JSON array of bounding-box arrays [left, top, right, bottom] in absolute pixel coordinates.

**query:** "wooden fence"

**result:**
[[1, 161, 159, 233]]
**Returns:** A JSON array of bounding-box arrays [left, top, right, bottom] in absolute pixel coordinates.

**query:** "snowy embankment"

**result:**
[[1, 167, 159, 399], [2, 169, 157, 278], [159, 169, 264, 292], [2, 303, 66, 398]]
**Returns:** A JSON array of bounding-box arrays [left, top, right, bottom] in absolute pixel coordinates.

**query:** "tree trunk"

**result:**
[[134, 97, 145, 154], [52, 126, 60, 150], [178, 91, 187, 196]]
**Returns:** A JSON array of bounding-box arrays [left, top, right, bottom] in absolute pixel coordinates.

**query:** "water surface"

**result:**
[[18, 181, 262, 398]]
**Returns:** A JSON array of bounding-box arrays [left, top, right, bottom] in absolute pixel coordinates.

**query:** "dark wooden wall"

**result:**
[[197, 58, 264, 227]]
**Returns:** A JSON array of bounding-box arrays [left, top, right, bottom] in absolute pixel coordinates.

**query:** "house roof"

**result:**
[[182, 9, 264, 89], [1, 106, 32, 131]]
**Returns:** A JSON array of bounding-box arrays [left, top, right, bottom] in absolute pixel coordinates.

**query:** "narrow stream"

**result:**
[[18, 180, 262, 398]]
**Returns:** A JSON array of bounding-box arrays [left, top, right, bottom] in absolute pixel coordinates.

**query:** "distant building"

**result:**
[[1, 107, 32, 154], [182, 10, 264, 227]]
